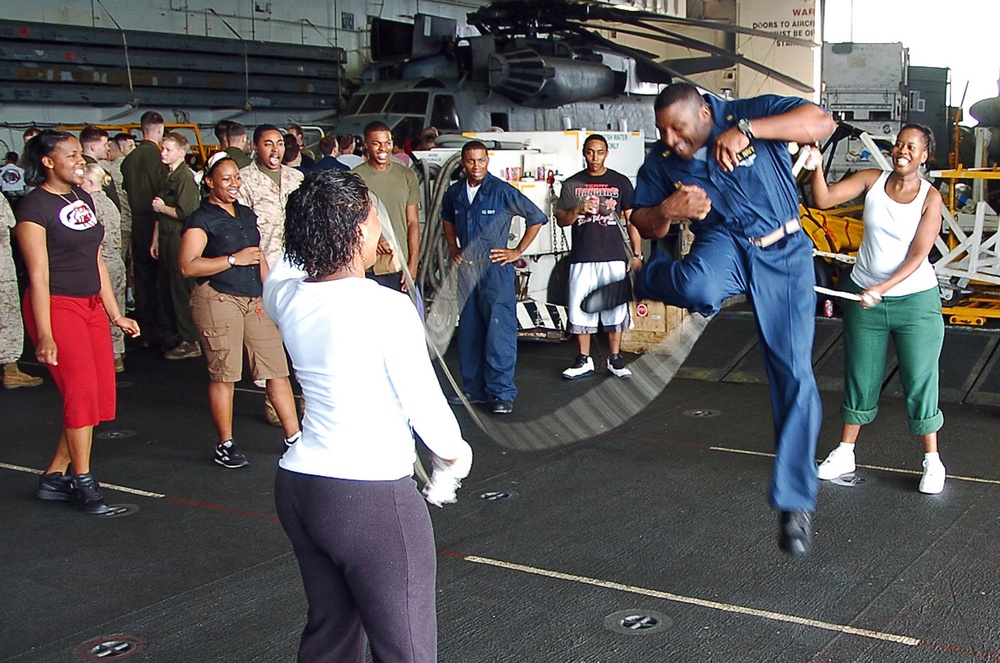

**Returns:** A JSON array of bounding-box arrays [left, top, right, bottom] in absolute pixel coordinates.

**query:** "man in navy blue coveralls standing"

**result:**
[[594, 83, 836, 556], [442, 141, 548, 415]]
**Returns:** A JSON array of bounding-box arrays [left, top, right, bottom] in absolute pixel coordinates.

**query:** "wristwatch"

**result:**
[[227, 254, 237, 267], [737, 118, 754, 141]]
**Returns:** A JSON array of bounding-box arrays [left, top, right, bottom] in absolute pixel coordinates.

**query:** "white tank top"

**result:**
[[850, 171, 938, 296]]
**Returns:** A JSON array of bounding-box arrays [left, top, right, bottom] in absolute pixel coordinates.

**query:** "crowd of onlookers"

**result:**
[[1, 114, 444, 472]]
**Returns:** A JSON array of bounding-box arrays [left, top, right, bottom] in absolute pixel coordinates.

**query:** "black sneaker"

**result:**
[[71, 473, 111, 515], [580, 275, 633, 314], [215, 441, 249, 469], [36, 472, 74, 502]]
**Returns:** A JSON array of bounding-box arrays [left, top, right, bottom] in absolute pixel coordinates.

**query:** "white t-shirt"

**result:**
[[0, 163, 25, 193], [851, 172, 938, 297], [263, 260, 471, 480], [337, 154, 364, 169]]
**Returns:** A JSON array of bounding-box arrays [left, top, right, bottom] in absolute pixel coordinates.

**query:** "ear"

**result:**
[[41, 155, 54, 170]]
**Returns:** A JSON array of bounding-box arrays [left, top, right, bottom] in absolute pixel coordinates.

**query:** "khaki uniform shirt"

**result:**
[[237, 163, 303, 268]]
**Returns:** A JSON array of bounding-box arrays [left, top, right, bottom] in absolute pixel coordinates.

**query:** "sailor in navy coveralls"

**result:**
[[442, 141, 548, 415], [615, 83, 836, 556]]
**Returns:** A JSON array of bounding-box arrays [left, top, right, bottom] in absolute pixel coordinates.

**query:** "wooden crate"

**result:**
[[622, 300, 689, 354]]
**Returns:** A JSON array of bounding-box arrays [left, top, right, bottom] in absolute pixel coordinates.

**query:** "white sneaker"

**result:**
[[817, 445, 856, 480], [919, 458, 946, 494], [606, 354, 632, 379], [562, 355, 595, 380]]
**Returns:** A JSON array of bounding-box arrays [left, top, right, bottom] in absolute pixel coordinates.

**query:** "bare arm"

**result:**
[[442, 219, 461, 265], [405, 202, 420, 276], [624, 208, 644, 271], [178, 227, 262, 278], [805, 146, 881, 209], [98, 253, 140, 337], [15, 222, 56, 364]]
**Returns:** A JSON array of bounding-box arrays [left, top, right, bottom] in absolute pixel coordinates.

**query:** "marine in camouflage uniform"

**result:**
[[237, 163, 304, 269], [91, 190, 127, 357], [101, 156, 132, 263], [0, 195, 42, 388]]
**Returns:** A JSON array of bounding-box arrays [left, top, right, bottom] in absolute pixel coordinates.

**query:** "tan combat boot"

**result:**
[[3, 363, 43, 389]]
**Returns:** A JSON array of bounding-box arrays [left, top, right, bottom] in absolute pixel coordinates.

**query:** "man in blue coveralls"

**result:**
[[442, 140, 548, 415], [585, 83, 836, 557]]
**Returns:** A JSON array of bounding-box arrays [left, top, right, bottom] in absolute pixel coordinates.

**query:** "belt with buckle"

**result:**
[[749, 219, 802, 248]]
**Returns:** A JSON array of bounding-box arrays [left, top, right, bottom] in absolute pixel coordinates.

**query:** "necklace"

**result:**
[[43, 185, 79, 207]]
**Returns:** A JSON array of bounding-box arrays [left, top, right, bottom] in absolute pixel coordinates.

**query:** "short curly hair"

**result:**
[[283, 170, 372, 278]]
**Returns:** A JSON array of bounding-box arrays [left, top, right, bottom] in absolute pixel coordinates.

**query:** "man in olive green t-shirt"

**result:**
[[351, 121, 420, 292]]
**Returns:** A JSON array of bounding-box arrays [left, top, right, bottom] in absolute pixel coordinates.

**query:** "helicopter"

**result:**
[[332, 0, 816, 143]]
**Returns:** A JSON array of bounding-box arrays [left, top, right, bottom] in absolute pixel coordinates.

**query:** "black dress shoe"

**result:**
[[447, 393, 487, 406], [580, 275, 633, 314], [491, 400, 514, 414], [779, 510, 812, 558]]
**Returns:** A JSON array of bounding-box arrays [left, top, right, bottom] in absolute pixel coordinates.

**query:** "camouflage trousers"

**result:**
[[0, 277, 24, 364]]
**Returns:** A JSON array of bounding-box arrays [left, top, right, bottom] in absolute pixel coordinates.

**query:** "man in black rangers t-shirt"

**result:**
[[555, 134, 643, 380]]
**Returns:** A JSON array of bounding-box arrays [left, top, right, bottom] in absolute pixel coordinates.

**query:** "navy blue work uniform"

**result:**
[[634, 93, 822, 512], [442, 173, 548, 403]]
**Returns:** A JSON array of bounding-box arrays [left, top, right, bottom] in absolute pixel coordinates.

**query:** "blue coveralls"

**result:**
[[442, 173, 548, 403], [634, 94, 822, 512]]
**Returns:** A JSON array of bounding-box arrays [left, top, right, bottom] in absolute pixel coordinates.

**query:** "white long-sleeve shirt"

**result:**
[[263, 259, 471, 480]]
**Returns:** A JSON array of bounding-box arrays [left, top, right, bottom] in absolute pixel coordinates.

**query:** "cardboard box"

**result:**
[[622, 300, 689, 354]]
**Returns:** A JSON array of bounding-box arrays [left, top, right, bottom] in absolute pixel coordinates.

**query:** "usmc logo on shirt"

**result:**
[[59, 199, 98, 231]]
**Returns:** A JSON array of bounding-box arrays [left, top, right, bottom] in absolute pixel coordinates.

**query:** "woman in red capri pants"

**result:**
[[16, 129, 140, 515]]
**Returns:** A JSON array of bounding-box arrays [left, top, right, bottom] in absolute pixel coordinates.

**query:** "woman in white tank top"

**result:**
[[805, 124, 947, 494]]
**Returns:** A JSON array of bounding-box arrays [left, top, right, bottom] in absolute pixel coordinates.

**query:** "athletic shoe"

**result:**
[[71, 473, 111, 515], [817, 445, 856, 480], [491, 400, 514, 415], [919, 458, 946, 494], [215, 441, 249, 469], [778, 510, 812, 558], [164, 341, 202, 360], [562, 355, 595, 380], [447, 393, 489, 405], [607, 354, 632, 379], [36, 472, 74, 502]]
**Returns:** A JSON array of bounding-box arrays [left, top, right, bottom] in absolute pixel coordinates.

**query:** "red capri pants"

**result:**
[[23, 291, 116, 428]]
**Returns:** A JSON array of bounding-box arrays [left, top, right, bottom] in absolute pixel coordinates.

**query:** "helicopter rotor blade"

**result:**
[[567, 20, 814, 94], [581, 3, 816, 49]]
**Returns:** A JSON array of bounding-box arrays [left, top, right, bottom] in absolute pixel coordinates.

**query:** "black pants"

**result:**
[[274, 469, 437, 663]]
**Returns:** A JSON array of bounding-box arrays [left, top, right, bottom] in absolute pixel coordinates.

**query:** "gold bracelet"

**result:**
[[110, 314, 122, 324]]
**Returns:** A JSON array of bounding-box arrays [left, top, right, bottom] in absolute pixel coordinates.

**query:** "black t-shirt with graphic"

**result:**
[[16, 186, 104, 296], [557, 169, 634, 263]]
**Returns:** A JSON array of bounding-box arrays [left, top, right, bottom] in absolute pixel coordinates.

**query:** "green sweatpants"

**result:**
[[841, 281, 944, 435]]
